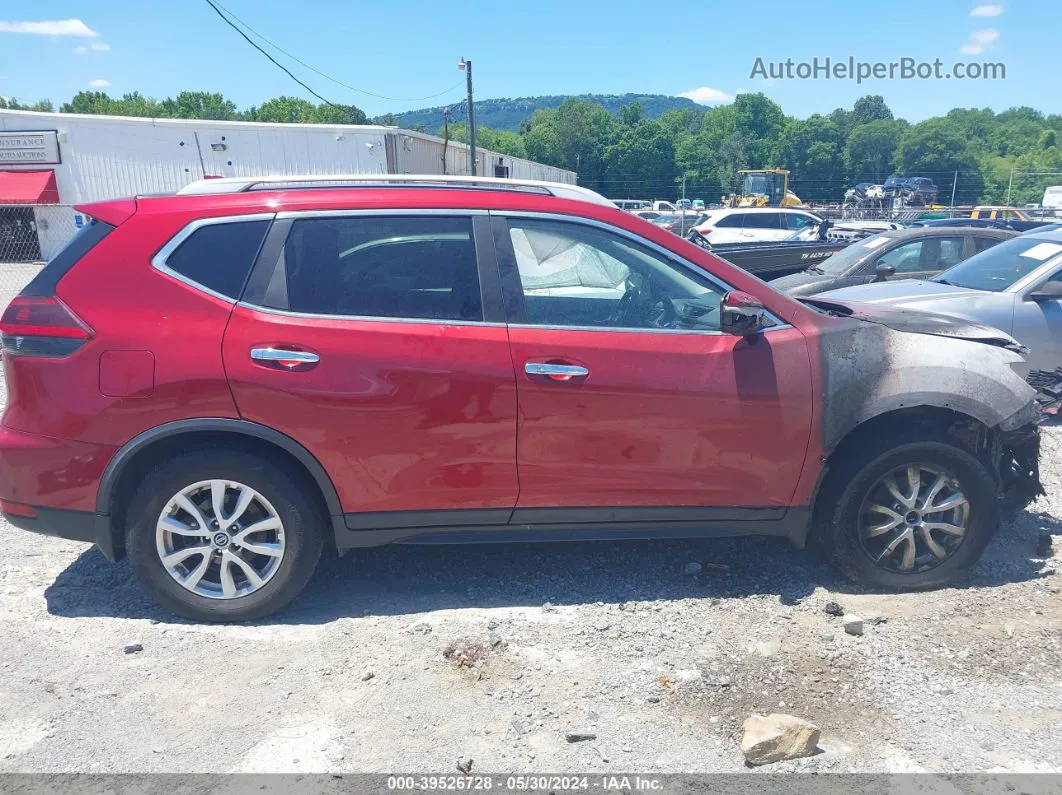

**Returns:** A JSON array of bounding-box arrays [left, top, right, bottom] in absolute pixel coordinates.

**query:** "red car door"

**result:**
[[223, 212, 519, 528], [493, 214, 814, 519]]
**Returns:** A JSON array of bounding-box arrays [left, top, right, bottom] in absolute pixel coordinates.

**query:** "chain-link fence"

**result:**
[[0, 204, 81, 264]]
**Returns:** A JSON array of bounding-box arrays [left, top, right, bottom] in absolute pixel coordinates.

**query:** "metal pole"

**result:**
[[950, 170, 957, 208], [680, 175, 687, 237], [464, 59, 476, 177], [1006, 169, 1015, 207]]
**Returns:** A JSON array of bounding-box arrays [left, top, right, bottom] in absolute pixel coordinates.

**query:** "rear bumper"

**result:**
[[0, 424, 118, 558], [3, 505, 117, 560]]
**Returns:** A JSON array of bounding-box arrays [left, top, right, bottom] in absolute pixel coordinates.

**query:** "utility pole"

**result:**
[[679, 174, 687, 237], [458, 58, 476, 176], [950, 170, 958, 208], [1006, 168, 1015, 207]]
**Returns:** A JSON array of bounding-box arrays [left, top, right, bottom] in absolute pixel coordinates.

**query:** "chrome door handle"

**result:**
[[525, 362, 589, 380], [250, 347, 320, 366]]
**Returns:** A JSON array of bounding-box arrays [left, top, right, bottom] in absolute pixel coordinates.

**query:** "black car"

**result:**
[[905, 177, 939, 204], [769, 226, 1016, 297]]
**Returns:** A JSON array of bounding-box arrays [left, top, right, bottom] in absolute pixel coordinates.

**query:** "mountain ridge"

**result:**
[[384, 93, 701, 132]]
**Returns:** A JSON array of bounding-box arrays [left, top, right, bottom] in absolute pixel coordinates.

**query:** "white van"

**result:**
[[1042, 186, 1062, 213]]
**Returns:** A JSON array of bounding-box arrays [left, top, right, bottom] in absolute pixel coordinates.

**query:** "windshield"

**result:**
[[814, 234, 893, 274], [934, 236, 1062, 291]]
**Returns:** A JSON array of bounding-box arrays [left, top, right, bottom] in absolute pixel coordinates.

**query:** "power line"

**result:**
[[202, 0, 341, 109], [208, 0, 464, 104]]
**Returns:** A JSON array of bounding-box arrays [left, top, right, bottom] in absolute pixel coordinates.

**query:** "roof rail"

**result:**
[[177, 174, 615, 208]]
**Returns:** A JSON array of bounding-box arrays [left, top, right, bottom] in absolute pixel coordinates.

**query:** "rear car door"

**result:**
[[224, 211, 519, 526], [493, 213, 814, 518], [875, 236, 965, 281]]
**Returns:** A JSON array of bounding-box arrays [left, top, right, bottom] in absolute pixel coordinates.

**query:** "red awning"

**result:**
[[0, 170, 59, 205]]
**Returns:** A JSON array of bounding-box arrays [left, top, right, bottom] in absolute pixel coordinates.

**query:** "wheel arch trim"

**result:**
[[96, 418, 344, 519]]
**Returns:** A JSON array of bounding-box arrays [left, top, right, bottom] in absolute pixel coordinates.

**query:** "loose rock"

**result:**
[[824, 601, 844, 617], [565, 731, 597, 743], [843, 615, 864, 636], [740, 713, 820, 766], [410, 623, 433, 635], [361, 670, 375, 682], [123, 643, 143, 655]]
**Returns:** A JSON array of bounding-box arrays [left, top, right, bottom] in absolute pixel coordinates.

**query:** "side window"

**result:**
[[255, 215, 481, 321], [878, 240, 924, 272], [936, 237, 965, 267], [161, 219, 270, 299], [743, 214, 779, 230], [972, 236, 1000, 254], [506, 218, 727, 332], [785, 213, 815, 230], [714, 214, 744, 228]]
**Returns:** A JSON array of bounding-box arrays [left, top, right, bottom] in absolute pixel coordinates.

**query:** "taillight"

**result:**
[[1, 296, 93, 358]]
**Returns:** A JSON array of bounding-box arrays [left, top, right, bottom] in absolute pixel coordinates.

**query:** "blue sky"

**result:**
[[0, 1, 1054, 122]]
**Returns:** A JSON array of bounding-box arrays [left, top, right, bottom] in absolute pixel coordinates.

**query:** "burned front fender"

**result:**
[[818, 316, 1039, 453]]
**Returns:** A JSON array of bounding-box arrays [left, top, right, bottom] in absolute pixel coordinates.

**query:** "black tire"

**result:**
[[819, 434, 999, 590], [125, 450, 324, 622]]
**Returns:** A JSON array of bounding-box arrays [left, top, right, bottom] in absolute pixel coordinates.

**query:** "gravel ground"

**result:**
[[0, 263, 1059, 774]]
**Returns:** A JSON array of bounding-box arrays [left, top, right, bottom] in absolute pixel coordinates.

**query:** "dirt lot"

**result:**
[[0, 263, 1059, 774]]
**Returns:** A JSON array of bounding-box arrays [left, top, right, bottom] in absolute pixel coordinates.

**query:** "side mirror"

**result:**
[[873, 262, 896, 282], [720, 291, 768, 336], [1026, 280, 1062, 302]]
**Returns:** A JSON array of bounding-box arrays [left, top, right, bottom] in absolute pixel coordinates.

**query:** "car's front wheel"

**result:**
[[821, 435, 999, 590], [125, 450, 324, 622]]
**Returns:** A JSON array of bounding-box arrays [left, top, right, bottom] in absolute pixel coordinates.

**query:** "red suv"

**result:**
[[0, 176, 1043, 621]]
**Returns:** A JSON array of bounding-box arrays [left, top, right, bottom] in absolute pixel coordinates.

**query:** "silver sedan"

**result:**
[[813, 225, 1062, 373]]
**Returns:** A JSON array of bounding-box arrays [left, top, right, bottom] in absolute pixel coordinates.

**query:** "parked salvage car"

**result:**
[[687, 220, 856, 280], [771, 227, 1016, 297], [815, 226, 1062, 373], [0, 175, 1042, 621], [691, 207, 823, 244]]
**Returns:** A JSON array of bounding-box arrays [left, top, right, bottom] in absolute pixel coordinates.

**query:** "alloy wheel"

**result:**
[[858, 463, 970, 573], [155, 479, 286, 599]]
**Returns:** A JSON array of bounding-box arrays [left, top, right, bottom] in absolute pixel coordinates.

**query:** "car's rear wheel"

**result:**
[[125, 450, 324, 622], [821, 435, 999, 590]]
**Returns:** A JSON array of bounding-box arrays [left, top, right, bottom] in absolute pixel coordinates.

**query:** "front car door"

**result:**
[[224, 211, 519, 529], [1010, 247, 1062, 372], [492, 212, 814, 522], [871, 236, 966, 281]]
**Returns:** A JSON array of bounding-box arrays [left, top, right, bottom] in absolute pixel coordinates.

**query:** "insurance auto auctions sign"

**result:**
[[0, 131, 60, 164]]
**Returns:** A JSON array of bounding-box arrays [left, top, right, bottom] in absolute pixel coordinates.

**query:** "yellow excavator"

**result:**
[[723, 168, 803, 208]]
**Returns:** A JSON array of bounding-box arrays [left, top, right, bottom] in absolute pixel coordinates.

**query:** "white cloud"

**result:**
[[74, 41, 109, 55], [87, 79, 110, 88], [971, 4, 1004, 16], [960, 28, 1000, 54], [0, 19, 99, 37], [678, 86, 732, 105]]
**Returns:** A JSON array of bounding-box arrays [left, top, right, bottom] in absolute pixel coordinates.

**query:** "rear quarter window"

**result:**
[[156, 219, 271, 300]]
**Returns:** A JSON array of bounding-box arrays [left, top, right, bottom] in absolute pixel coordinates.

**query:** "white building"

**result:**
[[0, 109, 575, 260]]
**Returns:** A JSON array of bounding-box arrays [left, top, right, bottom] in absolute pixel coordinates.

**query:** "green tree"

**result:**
[[731, 93, 785, 167], [845, 119, 906, 182], [160, 91, 238, 120], [310, 103, 368, 125], [851, 95, 893, 125], [604, 118, 675, 197], [774, 116, 843, 201], [246, 96, 317, 123], [895, 119, 983, 203], [618, 102, 644, 127], [0, 97, 53, 111]]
